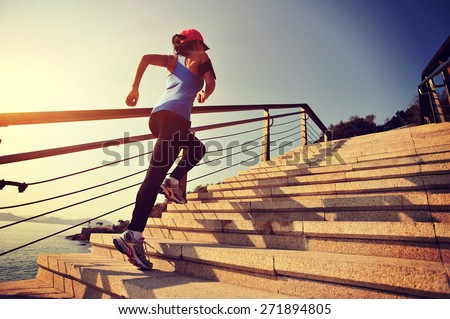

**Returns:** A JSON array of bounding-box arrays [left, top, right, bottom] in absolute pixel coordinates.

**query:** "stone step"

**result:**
[[243, 144, 450, 181], [281, 142, 450, 169], [349, 135, 450, 163], [274, 127, 401, 153], [221, 163, 450, 194], [141, 219, 449, 262], [239, 150, 450, 181], [89, 234, 450, 298], [286, 137, 416, 159], [36, 253, 295, 299], [173, 191, 449, 215], [278, 137, 414, 161], [161, 209, 434, 223], [196, 169, 450, 201], [288, 124, 448, 160], [409, 124, 450, 141], [145, 219, 449, 243], [0, 279, 74, 299], [330, 123, 450, 145], [295, 127, 450, 155], [171, 190, 450, 222]]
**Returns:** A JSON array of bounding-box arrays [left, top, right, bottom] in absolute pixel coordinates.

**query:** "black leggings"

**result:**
[[128, 110, 206, 232]]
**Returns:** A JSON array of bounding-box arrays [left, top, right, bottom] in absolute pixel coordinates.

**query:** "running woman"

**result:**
[[113, 29, 216, 269]]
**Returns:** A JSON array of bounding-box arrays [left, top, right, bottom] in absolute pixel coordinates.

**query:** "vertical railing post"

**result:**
[[428, 79, 446, 123], [441, 62, 450, 119], [300, 109, 307, 146], [419, 82, 432, 124], [261, 108, 271, 162], [324, 130, 333, 143], [323, 130, 329, 144]]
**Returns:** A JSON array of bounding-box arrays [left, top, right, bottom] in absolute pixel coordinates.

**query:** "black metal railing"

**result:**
[[418, 35, 450, 124]]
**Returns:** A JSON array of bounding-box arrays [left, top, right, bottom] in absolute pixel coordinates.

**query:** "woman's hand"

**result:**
[[126, 89, 139, 107], [198, 71, 215, 104], [197, 90, 206, 103]]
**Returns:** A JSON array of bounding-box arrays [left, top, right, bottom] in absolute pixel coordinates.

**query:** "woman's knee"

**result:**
[[189, 134, 205, 158], [197, 140, 206, 158]]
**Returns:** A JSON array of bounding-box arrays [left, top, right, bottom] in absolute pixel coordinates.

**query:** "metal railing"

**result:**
[[0, 104, 328, 164], [0, 103, 330, 256], [418, 35, 450, 124]]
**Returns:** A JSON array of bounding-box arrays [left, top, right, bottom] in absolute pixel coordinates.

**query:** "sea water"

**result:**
[[0, 221, 91, 282]]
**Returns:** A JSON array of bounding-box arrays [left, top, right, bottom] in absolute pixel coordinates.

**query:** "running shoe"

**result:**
[[113, 230, 153, 270], [159, 177, 186, 204]]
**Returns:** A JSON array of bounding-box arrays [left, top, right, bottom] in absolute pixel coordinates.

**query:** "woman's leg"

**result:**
[[128, 111, 188, 232], [169, 132, 206, 181]]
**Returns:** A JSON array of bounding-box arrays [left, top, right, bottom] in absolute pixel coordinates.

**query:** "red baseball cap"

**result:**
[[179, 29, 210, 50]]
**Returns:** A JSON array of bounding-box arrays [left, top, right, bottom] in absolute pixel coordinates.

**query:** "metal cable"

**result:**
[[306, 121, 323, 141], [188, 132, 302, 183], [205, 122, 299, 155], [28, 150, 153, 186], [0, 169, 147, 210], [0, 202, 134, 257], [200, 115, 297, 141], [200, 122, 301, 166], [0, 183, 140, 230]]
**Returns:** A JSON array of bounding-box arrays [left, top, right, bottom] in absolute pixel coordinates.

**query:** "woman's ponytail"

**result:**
[[172, 34, 187, 55], [172, 34, 198, 56]]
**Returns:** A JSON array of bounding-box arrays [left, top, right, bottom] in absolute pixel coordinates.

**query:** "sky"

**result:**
[[0, 0, 449, 222]]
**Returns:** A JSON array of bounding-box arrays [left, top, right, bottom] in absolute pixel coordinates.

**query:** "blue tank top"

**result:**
[[152, 55, 204, 121]]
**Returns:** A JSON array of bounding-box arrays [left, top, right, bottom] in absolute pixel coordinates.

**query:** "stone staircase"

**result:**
[[1, 123, 449, 298]]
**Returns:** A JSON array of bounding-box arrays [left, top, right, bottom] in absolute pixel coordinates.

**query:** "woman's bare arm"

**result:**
[[198, 72, 216, 103], [126, 54, 176, 106], [197, 54, 216, 103]]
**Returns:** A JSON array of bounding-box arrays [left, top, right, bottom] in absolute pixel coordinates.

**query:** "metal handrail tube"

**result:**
[[418, 58, 450, 88], [0, 111, 302, 164], [0, 134, 154, 164], [0, 104, 313, 126]]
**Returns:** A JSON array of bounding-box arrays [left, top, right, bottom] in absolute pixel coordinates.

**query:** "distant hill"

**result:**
[[0, 212, 21, 221], [0, 212, 114, 226]]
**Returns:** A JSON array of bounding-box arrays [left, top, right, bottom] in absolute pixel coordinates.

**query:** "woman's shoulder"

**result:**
[[166, 54, 179, 72]]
